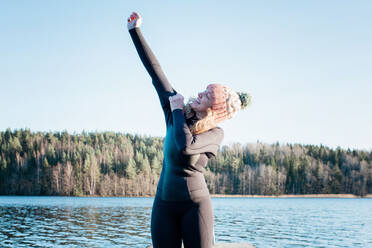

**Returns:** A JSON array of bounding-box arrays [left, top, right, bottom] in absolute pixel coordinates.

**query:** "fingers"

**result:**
[[169, 94, 184, 101], [169, 94, 185, 110], [128, 12, 141, 22], [132, 12, 141, 19], [128, 14, 136, 22], [127, 14, 136, 23], [127, 12, 142, 30]]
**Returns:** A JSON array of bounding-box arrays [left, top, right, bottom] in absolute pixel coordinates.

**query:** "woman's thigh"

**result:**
[[151, 197, 183, 248], [181, 196, 214, 248]]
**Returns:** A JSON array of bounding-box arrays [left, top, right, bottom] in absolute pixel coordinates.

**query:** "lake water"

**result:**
[[0, 196, 371, 248]]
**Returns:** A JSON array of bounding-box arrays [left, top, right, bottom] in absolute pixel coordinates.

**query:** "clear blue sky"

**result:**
[[1, 1, 371, 150]]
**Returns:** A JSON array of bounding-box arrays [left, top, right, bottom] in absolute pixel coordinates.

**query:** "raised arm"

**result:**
[[127, 12, 176, 126]]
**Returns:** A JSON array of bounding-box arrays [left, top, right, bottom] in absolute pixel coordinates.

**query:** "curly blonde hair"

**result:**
[[183, 85, 251, 135], [224, 86, 246, 119], [183, 100, 218, 135]]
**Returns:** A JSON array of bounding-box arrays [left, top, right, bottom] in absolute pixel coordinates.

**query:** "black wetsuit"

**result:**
[[129, 28, 224, 248]]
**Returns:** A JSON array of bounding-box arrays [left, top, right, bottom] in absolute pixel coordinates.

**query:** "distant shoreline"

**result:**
[[211, 194, 372, 198], [2, 194, 371, 198]]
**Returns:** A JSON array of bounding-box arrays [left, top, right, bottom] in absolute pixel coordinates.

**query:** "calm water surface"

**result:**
[[0, 196, 371, 247]]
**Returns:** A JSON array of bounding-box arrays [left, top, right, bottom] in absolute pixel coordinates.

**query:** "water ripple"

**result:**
[[1, 197, 372, 247]]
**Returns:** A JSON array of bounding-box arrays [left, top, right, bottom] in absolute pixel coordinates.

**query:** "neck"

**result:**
[[184, 104, 207, 121], [195, 111, 207, 120]]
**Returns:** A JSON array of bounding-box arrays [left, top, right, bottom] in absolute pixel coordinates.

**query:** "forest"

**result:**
[[0, 129, 371, 196]]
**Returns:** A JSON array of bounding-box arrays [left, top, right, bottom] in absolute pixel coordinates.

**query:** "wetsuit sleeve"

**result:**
[[172, 109, 224, 157], [129, 28, 176, 125]]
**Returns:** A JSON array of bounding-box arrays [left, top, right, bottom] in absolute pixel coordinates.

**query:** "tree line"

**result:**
[[0, 129, 371, 196]]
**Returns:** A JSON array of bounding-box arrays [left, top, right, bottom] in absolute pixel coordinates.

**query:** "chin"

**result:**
[[191, 104, 200, 111]]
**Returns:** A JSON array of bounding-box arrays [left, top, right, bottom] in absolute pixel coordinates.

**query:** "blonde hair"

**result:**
[[183, 86, 251, 135], [183, 101, 217, 135], [223, 86, 244, 120]]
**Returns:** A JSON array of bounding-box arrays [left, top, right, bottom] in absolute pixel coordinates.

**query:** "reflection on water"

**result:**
[[212, 198, 372, 248], [0, 197, 152, 247], [1, 197, 372, 247]]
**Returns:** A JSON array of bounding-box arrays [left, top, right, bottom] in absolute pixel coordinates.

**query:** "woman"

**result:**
[[127, 12, 250, 248]]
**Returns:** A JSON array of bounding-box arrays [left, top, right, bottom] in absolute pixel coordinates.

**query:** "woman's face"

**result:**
[[190, 88, 214, 112]]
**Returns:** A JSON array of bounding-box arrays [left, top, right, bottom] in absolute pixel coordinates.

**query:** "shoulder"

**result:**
[[210, 126, 224, 136], [206, 126, 224, 144]]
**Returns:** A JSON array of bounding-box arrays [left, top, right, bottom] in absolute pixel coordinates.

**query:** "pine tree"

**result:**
[[126, 158, 136, 179]]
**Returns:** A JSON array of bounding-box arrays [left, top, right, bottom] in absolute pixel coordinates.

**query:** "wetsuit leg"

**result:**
[[151, 197, 182, 248], [181, 195, 214, 248]]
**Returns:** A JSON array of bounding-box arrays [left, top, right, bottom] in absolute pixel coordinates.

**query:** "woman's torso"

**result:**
[[156, 125, 210, 201]]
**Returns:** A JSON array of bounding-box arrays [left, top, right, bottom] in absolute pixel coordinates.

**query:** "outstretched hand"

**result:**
[[127, 12, 142, 30], [169, 94, 185, 111]]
